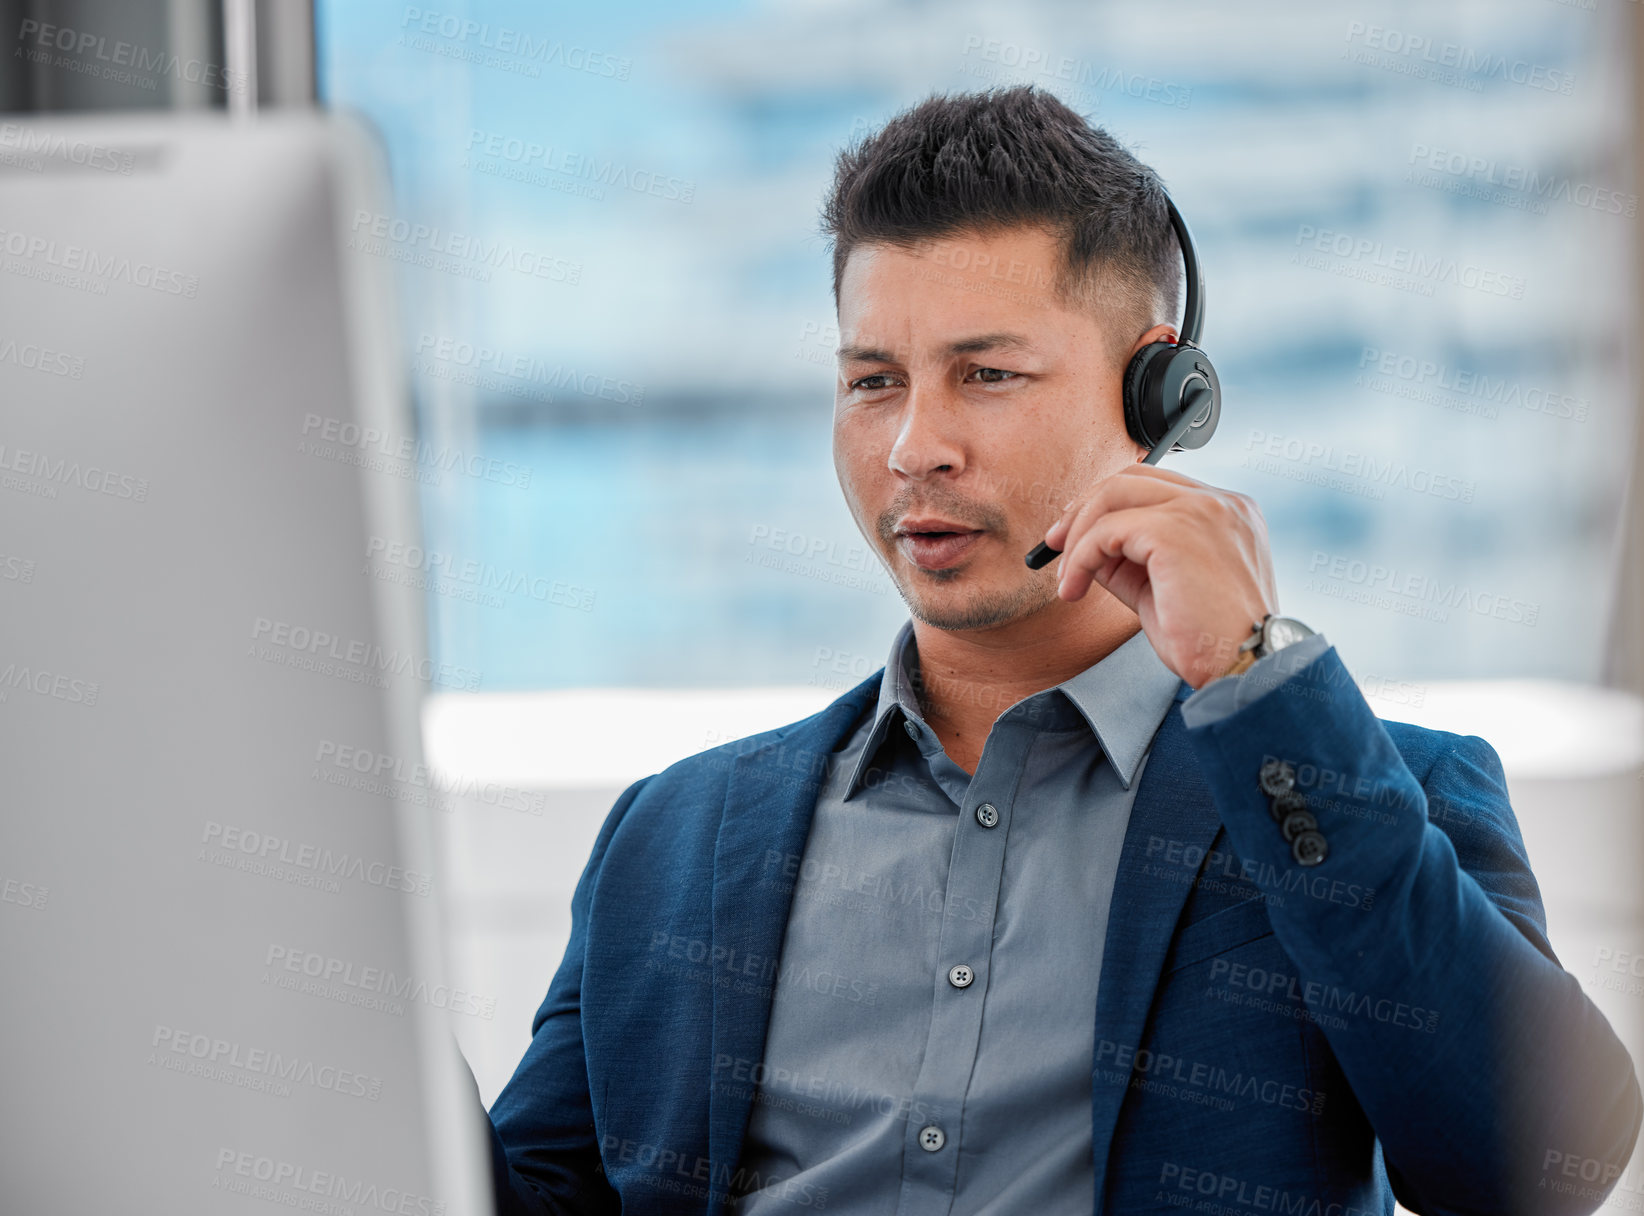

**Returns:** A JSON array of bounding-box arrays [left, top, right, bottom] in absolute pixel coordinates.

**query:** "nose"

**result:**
[[887, 383, 966, 481]]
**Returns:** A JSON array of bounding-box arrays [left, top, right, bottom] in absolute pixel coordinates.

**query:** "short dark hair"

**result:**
[[821, 86, 1181, 364]]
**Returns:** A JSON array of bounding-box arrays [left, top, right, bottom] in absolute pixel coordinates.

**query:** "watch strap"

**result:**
[[1215, 616, 1269, 681]]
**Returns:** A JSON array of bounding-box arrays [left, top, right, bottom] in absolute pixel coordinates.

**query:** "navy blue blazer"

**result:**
[[484, 645, 1641, 1215]]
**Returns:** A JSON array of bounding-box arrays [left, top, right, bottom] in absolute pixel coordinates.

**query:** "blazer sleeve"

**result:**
[[482, 774, 655, 1216], [1182, 645, 1642, 1216]]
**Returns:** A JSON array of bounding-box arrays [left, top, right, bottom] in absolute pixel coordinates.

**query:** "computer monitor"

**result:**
[[0, 110, 492, 1215]]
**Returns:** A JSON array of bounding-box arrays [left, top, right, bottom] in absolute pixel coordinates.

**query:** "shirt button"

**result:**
[[974, 802, 999, 828], [904, 719, 920, 741], [1259, 758, 1296, 797], [948, 963, 974, 988], [1292, 831, 1329, 867], [919, 1125, 946, 1152]]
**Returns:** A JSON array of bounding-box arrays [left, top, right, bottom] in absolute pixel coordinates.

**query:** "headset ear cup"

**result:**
[[1123, 342, 1172, 449]]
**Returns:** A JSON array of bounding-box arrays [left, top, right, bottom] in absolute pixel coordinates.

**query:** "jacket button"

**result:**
[[1259, 758, 1296, 796], [975, 803, 999, 828], [1280, 809, 1318, 844], [1292, 831, 1329, 867], [1270, 789, 1307, 823], [919, 1125, 946, 1151]]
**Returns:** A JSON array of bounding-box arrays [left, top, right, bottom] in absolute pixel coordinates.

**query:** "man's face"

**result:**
[[832, 224, 1149, 633]]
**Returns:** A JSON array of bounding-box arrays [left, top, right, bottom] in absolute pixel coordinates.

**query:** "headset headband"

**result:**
[[1161, 192, 1203, 348]]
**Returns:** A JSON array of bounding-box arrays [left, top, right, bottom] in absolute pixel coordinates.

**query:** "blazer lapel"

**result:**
[[704, 675, 878, 1216], [1089, 689, 1221, 1212]]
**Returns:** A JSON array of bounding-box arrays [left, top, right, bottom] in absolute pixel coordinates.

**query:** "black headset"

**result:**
[[1025, 189, 1220, 570], [1121, 191, 1221, 462]]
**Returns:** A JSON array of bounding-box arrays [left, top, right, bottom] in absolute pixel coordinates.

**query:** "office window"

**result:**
[[317, 0, 1634, 689]]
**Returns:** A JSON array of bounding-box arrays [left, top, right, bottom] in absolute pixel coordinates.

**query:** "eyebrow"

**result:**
[[836, 332, 1039, 364]]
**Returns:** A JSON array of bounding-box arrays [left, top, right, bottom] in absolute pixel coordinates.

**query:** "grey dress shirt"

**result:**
[[731, 619, 1331, 1215]]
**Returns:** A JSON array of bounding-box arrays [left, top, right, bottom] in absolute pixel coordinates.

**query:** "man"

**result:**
[[483, 86, 1641, 1215]]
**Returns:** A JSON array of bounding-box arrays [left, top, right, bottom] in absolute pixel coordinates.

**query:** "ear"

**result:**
[[1127, 322, 1179, 362]]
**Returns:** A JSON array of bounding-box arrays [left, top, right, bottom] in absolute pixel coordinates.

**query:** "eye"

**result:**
[[969, 367, 1019, 384], [848, 373, 900, 392]]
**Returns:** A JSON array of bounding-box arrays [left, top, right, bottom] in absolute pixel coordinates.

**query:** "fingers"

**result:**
[[1044, 472, 1181, 551], [1060, 546, 1144, 609], [1085, 552, 1150, 612], [1112, 463, 1205, 489], [1043, 464, 1221, 566], [1056, 506, 1159, 602]]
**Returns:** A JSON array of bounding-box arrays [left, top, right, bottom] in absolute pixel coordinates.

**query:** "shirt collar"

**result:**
[[844, 617, 1185, 799]]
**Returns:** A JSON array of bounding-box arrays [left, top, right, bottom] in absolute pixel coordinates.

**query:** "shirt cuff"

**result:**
[[1180, 633, 1333, 728]]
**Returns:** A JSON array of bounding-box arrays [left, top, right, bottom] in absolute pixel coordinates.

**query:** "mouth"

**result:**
[[894, 526, 986, 572]]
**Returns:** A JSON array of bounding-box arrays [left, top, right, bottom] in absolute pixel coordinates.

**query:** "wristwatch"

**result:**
[[1218, 614, 1316, 679]]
